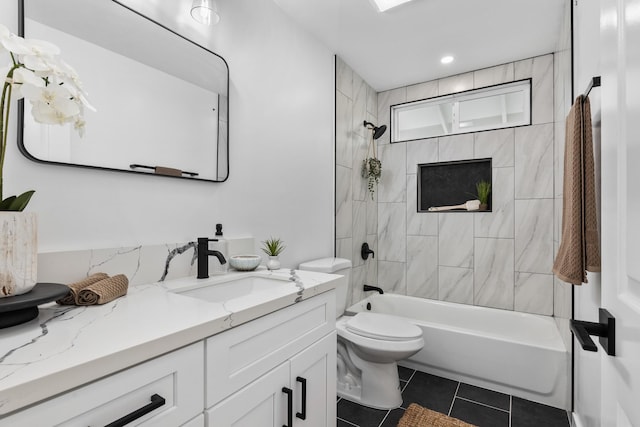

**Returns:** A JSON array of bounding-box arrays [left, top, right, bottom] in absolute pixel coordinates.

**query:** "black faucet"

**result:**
[[197, 237, 227, 279]]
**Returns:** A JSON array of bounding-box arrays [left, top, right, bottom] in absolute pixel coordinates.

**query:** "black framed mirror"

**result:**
[[18, 0, 229, 182]]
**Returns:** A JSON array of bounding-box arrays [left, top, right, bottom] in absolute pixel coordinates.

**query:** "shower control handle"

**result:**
[[361, 243, 375, 260]]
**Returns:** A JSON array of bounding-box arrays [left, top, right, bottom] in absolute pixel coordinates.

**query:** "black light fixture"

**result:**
[[363, 120, 387, 140]]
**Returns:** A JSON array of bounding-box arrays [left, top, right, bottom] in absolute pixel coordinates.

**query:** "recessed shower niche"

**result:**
[[418, 158, 492, 212]]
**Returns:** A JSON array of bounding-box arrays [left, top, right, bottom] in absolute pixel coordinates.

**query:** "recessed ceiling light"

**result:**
[[440, 55, 454, 64], [370, 0, 414, 12]]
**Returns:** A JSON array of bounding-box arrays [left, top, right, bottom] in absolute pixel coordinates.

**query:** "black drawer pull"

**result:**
[[104, 393, 166, 427], [282, 387, 293, 427], [296, 376, 307, 420]]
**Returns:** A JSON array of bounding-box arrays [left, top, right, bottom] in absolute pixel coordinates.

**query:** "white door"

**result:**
[[599, 0, 640, 425], [207, 362, 289, 427], [289, 332, 337, 427]]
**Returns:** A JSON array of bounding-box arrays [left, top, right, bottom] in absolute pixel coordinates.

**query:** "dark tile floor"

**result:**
[[336, 366, 571, 427]]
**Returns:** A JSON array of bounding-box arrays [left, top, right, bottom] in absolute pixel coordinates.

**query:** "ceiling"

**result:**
[[273, 0, 566, 92]]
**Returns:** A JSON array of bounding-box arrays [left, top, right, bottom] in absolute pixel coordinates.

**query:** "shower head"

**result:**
[[363, 120, 387, 140]]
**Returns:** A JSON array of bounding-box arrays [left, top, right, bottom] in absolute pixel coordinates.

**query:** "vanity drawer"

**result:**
[[0, 341, 204, 427], [206, 290, 335, 407]]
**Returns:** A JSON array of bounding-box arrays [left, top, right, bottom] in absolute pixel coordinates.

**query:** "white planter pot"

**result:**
[[266, 256, 280, 271], [0, 212, 37, 298]]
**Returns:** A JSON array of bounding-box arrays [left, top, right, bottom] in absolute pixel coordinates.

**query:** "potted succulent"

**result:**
[[0, 24, 92, 298], [261, 237, 285, 270], [475, 180, 491, 211]]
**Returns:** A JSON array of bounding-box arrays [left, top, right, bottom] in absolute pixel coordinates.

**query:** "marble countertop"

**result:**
[[0, 268, 340, 416]]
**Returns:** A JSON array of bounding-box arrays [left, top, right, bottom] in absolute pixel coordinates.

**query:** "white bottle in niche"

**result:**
[[209, 223, 228, 274]]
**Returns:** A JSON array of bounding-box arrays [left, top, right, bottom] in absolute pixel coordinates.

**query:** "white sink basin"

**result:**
[[174, 274, 291, 304]]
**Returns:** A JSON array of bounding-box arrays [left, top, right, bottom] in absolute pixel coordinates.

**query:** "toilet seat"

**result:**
[[345, 312, 422, 341], [336, 315, 424, 356]]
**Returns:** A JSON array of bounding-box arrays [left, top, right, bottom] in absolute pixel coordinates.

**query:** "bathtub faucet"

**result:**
[[363, 284, 384, 294]]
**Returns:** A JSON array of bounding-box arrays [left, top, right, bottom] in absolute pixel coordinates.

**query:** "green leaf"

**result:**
[[0, 196, 17, 211], [9, 190, 35, 211], [0, 191, 35, 211]]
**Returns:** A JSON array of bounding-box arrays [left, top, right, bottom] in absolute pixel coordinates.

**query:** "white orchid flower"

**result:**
[[8, 67, 44, 100], [21, 83, 80, 123]]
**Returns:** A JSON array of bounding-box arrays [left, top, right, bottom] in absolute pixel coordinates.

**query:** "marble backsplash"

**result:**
[[37, 238, 255, 287]]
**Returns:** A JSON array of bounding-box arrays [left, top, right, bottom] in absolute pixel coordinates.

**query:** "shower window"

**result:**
[[391, 79, 531, 143]]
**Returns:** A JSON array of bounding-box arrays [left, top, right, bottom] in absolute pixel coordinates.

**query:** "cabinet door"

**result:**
[[207, 363, 289, 427], [290, 332, 336, 427]]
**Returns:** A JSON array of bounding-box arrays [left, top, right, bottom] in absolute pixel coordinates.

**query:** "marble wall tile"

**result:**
[[515, 124, 554, 199], [438, 213, 474, 268], [438, 133, 474, 162], [336, 56, 353, 98], [474, 128, 515, 167], [473, 63, 515, 88], [366, 84, 377, 116], [336, 237, 352, 262], [407, 174, 439, 236], [515, 272, 553, 315], [377, 87, 407, 145], [554, 276, 573, 318], [474, 167, 515, 238], [336, 91, 353, 167], [406, 138, 439, 173], [352, 201, 367, 267], [351, 264, 366, 307], [353, 133, 368, 202], [515, 54, 554, 125], [407, 236, 438, 299], [515, 199, 554, 273], [474, 238, 514, 310], [554, 120, 565, 198], [378, 143, 407, 203], [336, 165, 353, 239], [378, 203, 406, 262], [365, 234, 378, 286], [378, 261, 407, 294], [406, 80, 438, 102], [439, 266, 474, 304], [352, 72, 367, 138], [367, 195, 378, 235], [438, 72, 474, 95]]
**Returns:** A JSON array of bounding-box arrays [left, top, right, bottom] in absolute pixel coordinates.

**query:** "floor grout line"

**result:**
[[377, 410, 392, 427], [337, 416, 360, 427], [448, 382, 461, 416], [455, 396, 511, 414]]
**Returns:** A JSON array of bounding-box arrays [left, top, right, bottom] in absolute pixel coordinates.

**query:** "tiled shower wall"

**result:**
[[335, 57, 379, 306], [373, 53, 570, 316]]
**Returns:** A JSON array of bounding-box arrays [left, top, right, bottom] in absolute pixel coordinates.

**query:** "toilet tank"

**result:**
[[298, 258, 351, 317]]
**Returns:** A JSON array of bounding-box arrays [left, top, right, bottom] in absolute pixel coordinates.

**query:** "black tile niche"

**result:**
[[418, 158, 492, 212]]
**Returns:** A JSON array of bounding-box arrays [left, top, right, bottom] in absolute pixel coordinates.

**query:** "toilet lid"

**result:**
[[345, 312, 422, 341]]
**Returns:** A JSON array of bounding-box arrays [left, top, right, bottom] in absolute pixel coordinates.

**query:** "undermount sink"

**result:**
[[174, 274, 291, 304]]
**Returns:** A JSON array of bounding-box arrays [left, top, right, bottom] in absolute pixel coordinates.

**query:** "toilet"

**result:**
[[298, 258, 424, 410]]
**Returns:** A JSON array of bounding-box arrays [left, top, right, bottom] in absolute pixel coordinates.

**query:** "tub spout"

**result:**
[[363, 284, 384, 294]]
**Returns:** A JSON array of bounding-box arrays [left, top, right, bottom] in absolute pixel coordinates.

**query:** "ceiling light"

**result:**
[[370, 0, 414, 12], [191, 0, 220, 25], [440, 55, 454, 64]]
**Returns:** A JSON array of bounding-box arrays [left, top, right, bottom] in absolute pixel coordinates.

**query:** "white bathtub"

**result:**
[[346, 293, 570, 410]]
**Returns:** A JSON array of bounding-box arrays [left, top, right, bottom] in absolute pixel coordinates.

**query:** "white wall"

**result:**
[[0, 0, 335, 268], [572, 1, 603, 425]]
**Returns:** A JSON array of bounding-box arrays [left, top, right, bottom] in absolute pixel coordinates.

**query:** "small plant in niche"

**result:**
[[0, 24, 93, 210], [475, 180, 491, 210], [261, 237, 286, 257]]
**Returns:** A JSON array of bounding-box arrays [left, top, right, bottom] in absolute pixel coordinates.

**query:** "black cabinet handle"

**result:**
[[296, 376, 307, 420], [282, 387, 293, 427], [104, 393, 166, 427]]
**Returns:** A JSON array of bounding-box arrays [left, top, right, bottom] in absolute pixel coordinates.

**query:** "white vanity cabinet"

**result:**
[[205, 291, 337, 427], [0, 341, 205, 427]]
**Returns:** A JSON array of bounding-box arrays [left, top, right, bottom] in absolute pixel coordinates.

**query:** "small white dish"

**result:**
[[228, 255, 261, 271]]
